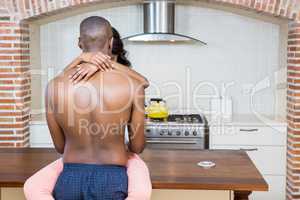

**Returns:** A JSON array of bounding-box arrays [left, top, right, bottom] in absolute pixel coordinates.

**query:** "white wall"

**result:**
[[36, 4, 285, 117]]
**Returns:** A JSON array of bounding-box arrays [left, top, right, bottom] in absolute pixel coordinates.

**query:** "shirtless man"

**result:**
[[46, 16, 145, 199]]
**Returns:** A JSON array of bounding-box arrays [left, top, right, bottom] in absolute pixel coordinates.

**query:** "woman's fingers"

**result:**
[[94, 58, 108, 71], [70, 69, 83, 82], [90, 59, 101, 69], [94, 52, 111, 69], [96, 52, 111, 60], [83, 71, 94, 82], [70, 52, 112, 83], [87, 52, 112, 71], [69, 62, 105, 83], [71, 64, 89, 83], [69, 71, 77, 80], [69, 66, 81, 79], [96, 55, 111, 70], [100, 55, 112, 68], [73, 69, 88, 83], [90, 57, 106, 71], [93, 57, 104, 68], [71, 71, 83, 83]]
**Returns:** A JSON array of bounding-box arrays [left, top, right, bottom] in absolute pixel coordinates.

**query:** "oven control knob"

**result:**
[[168, 131, 172, 136], [176, 131, 181, 136], [184, 131, 189, 136], [193, 131, 197, 136], [159, 130, 165, 136]]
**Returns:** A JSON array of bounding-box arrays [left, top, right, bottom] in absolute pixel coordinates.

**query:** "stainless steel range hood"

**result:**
[[123, 0, 207, 44]]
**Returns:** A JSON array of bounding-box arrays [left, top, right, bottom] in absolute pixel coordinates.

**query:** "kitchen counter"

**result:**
[[0, 148, 267, 200], [30, 113, 287, 126], [208, 114, 286, 126]]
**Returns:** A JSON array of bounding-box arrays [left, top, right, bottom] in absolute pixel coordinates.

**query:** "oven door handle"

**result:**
[[146, 140, 198, 144]]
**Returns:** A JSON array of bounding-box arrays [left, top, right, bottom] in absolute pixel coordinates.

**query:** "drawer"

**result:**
[[210, 125, 286, 146], [30, 124, 54, 147], [212, 145, 286, 175], [250, 175, 285, 200]]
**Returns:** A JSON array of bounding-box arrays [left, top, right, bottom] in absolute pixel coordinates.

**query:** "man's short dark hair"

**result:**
[[79, 16, 113, 50]]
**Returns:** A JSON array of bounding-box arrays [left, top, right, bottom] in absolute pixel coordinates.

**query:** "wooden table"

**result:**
[[0, 148, 268, 200]]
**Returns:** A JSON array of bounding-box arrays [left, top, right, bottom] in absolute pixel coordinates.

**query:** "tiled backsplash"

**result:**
[[32, 4, 287, 117]]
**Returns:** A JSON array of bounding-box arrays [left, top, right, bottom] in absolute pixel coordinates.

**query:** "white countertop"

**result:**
[[207, 114, 286, 127], [30, 113, 287, 127]]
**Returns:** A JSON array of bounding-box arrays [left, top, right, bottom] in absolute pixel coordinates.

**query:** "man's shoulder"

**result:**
[[111, 61, 125, 68], [47, 75, 60, 86], [111, 62, 141, 83], [46, 73, 66, 92]]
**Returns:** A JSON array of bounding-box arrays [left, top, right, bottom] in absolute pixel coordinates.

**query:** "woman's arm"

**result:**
[[65, 53, 149, 89], [64, 52, 112, 72], [23, 158, 63, 200], [67, 53, 113, 83], [126, 154, 152, 200], [112, 62, 150, 88]]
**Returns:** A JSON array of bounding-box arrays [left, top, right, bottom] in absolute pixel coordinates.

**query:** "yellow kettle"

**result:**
[[146, 98, 169, 119]]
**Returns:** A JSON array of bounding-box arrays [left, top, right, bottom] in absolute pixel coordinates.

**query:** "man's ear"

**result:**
[[78, 37, 83, 50]]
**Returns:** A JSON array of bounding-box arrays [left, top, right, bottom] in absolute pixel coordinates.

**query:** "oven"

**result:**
[[145, 114, 209, 150]]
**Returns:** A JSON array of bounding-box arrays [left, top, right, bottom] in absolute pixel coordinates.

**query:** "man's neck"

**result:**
[[83, 46, 111, 57], [84, 48, 106, 53]]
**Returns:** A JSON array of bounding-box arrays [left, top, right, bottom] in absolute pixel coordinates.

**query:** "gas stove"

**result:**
[[145, 114, 209, 149], [167, 114, 203, 123]]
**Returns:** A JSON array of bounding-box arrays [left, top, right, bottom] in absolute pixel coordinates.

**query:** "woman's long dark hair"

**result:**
[[112, 27, 131, 67]]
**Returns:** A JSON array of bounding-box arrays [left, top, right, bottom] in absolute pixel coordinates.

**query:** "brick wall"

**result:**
[[287, 21, 300, 199], [0, 2, 30, 147], [1, 0, 300, 199]]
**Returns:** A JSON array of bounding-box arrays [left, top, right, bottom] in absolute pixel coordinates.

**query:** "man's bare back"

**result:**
[[48, 16, 146, 200], [46, 62, 145, 166]]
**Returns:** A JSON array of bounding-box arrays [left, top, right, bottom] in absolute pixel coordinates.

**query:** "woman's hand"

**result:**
[[69, 52, 113, 83], [79, 52, 112, 71], [69, 63, 99, 83]]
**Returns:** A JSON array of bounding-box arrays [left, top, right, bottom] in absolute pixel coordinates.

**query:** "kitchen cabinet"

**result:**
[[210, 115, 287, 200], [1, 188, 25, 200], [0, 188, 231, 200], [152, 189, 230, 200], [212, 145, 286, 200], [210, 124, 286, 146], [250, 175, 286, 200]]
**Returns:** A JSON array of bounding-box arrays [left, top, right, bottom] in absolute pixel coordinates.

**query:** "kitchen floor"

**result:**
[[2, 188, 232, 200]]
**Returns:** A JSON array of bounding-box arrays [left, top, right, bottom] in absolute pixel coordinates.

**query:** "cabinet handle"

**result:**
[[239, 148, 258, 151], [239, 128, 259, 132], [147, 140, 197, 144]]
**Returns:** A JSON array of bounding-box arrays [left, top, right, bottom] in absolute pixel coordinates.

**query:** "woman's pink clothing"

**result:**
[[23, 154, 151, 200]]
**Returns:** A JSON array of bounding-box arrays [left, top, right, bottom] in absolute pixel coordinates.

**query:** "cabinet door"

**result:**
[[212, 145, 286, 175], [1, 188, 25, 200], [210, 125, 286, 146], [250, 175, 285, 200], [30, 124, 53, 147]]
